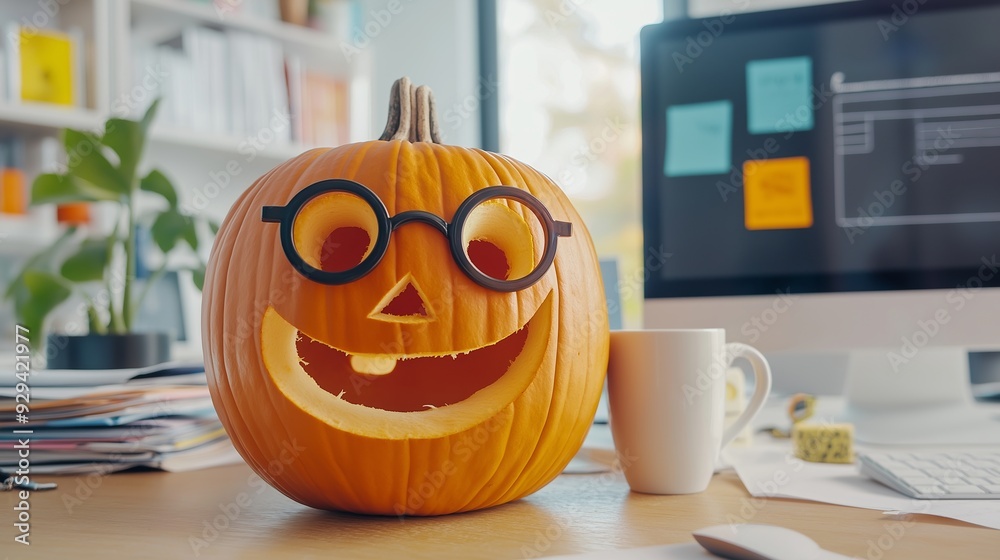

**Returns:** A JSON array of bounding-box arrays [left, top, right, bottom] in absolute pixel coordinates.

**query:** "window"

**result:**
[[496, 0, 662, 326]]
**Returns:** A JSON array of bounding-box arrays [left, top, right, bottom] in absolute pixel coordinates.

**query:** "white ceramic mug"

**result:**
[[607, 329, 772, 495]]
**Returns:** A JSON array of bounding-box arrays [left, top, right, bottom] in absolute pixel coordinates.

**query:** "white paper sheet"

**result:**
[[0, 361, 204, 388], [728, 441, 1000, 530], [541, 543, 712, 559]]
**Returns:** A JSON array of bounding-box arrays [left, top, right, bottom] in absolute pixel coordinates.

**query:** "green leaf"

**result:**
[[141, 98, 161, 132], [63, 129, 130, 196], [102, 99, 158, 192], [103, 118, 144, 186], [183, 217, 199, 251], [151, 209, 188, 253], [31, 173, 118, 205], [208, 220, 221, 236], [60, 237, 110, 282], [191, 266, 206, 291], [4, 228, 77, 300], [11, 270, 72, 341], [139, 169, 178, 208]]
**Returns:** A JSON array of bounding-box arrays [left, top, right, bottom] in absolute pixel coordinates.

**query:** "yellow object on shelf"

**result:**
[[792, 422, 855, 464], [18, 27, 76, 106]]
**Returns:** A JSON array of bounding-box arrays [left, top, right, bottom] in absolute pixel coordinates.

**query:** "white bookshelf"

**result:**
[[0, 0, 371, 256], [130, 0, 344, 56], [149, 124, 311, 161], [0, 102, 103, 135], [0, 213, 57, 256]]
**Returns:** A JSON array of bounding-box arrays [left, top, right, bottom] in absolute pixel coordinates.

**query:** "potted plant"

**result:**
[[4, 100, 216, 369]]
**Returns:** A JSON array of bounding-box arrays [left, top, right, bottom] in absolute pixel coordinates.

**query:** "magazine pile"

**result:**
[[0, 363, 241, 474]]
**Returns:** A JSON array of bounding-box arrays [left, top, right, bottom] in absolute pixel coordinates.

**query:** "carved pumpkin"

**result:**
[[203, 78, 609, 515]]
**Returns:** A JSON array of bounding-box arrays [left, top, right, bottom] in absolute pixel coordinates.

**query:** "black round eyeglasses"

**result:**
[[261, 179, 573, 292]]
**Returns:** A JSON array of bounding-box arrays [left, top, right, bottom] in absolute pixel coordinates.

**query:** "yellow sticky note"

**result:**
[[743, 156, 813, 230]]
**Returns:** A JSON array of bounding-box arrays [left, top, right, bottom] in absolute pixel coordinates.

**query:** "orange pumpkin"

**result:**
[[202, 78, 609, 515]]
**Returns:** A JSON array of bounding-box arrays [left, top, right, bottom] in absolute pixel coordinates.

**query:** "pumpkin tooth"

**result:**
[[349, 354, 398, 375]]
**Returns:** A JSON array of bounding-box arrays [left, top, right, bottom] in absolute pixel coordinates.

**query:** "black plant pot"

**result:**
[[46, 332, 172, 370]]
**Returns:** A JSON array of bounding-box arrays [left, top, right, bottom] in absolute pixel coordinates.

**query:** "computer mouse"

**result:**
[[692, 524, 847, 560]]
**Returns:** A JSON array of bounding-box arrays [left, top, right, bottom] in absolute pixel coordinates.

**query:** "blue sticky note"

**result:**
[[746, 56, 814, 134], [664, 100, 733, 177]]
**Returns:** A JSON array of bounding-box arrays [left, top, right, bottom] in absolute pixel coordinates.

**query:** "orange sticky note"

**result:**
[[743, 156, 813, 230]]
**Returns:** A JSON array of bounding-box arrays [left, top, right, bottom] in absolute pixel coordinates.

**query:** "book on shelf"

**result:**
[[301, 72, 349, 147], [132, 23, 348, 147], [3, 24, 83, 107]]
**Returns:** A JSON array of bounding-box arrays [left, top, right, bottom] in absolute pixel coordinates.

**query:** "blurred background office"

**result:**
[[0, 0, 853, 356]]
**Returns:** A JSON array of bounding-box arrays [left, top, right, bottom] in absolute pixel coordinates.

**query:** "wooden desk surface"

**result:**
[[3, 463, 996, 559]]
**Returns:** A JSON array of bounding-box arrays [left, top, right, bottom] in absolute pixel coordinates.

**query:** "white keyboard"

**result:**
[[859, 451, 1000, 499]]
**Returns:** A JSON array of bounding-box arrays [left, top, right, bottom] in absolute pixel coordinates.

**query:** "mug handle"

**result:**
[[720, 343, 772, 449]]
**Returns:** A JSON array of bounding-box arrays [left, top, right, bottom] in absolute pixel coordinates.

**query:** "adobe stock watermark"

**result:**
[[685, 288, 796, 404], [110, 63, 169, 119], [740, 288, 798, 344], [189, 439, 305, 556], [222, 271, 305, 348], [557, 117, 625, 190], [181, 108, 291, 216], [520, 449, 638, 558], [392, 413, 509, 516], [886, 255, 998, 371], [725, 452, 805, 528], [340, 0, 414, 62], [6, 0, 72, 43], [56, 62, 168, 178], [842, 126, 958, 244], [441, 75, 498, 142], [544, 0, 591, 28], [61, 400, 176, 514], [671, 0, 751, 73], [859, 501, 932, 560], [616, 244, 673, 307], [213, 0, 246, 18], [717, 85, 836, 202], [877, 0, 929, 41]]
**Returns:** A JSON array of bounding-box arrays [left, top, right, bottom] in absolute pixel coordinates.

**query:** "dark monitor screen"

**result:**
[[134, 271, 187, 342], [641, 0, 1000, 298]]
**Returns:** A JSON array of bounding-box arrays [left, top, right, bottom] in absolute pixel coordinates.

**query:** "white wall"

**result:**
[[360, 0, 482, 148]]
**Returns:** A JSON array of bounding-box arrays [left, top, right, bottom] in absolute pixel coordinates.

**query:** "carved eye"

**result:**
[[292, 192, 378, 272], [461, 198, 542, 282]]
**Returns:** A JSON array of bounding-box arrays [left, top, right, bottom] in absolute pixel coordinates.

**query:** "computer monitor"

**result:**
[[640, 0, 1000, 444], [133, 270, 203, 362]]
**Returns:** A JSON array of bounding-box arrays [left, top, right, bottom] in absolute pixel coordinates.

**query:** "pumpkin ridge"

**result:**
[[455, 401, 519, 512], [253, 165, 337, 499], [213, 168, 293, 492], [249, 151, 358, 500]]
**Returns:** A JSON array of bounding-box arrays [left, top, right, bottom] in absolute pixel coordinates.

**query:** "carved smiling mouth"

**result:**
[[295, 322, 530, 413], [260, 295, 553, 429]]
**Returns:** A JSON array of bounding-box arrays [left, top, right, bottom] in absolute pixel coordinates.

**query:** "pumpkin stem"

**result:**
[[378, 77, 442, 143]]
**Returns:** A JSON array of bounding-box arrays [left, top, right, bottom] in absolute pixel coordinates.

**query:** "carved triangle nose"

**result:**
[[369, 275, 434, 323]]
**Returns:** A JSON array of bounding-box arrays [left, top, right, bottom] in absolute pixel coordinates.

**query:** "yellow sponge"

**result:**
[[792, 422, 854, 464]]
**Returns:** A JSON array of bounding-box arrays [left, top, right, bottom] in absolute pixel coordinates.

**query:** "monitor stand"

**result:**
[[841, 347, 1000, 446]]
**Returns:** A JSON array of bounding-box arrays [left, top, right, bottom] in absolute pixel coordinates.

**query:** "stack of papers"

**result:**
[[0, 363, 242, 474]]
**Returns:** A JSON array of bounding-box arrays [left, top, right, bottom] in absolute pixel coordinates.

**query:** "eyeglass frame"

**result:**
[[261, 179, 573, 292]]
